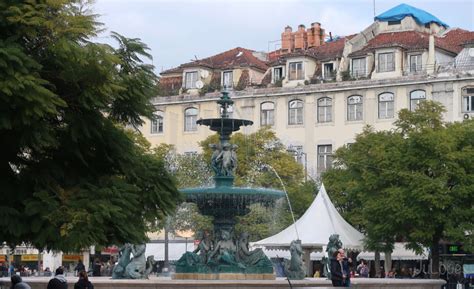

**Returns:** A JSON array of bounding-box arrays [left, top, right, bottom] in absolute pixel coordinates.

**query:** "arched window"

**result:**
[[378, 93, 394, 119], [151, 110, 164, 134], [317, 97, 332, 123], [288, 99, 303, 125], [260, 102, 275, 126], [410, 90, 426, 111], [347, 95, 363, 121], [184, 107, 198, 131]]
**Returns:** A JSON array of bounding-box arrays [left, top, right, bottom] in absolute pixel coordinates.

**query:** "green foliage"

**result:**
[[168, 202, 213, 236], [199, 82, 221, 96], [0, 0, 181, 251], [199, 127, 315, 236], [323, 101, 474, 273]]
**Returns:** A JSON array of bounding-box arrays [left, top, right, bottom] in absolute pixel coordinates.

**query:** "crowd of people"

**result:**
[[9, 266, 94, 289]]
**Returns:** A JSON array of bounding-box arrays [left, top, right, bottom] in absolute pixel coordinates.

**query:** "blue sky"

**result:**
[[93, 0, 474, 74]]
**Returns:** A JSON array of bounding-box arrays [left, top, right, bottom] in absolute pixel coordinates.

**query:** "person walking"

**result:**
[[74, 270, 94, 289], [74, 260, 85, 276], [10, 275, 31, 289], [47, 267, 67, 289]]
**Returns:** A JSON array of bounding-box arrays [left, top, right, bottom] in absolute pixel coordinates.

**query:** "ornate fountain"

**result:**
[[175, 91, 285, 279]]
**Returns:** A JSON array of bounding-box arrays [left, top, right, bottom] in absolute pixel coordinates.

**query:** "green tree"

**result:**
[[323, 101, 474, 277], [200, 127, 316, 237], [0, 0, 181, 251]]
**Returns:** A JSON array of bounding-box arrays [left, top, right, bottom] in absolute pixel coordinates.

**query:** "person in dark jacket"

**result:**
[[74, 260, 85, 275], [10, 275, 31, 289], [74, 270, 94, 289], [47, 267, 68, 289], [330, 249, 351, 287]]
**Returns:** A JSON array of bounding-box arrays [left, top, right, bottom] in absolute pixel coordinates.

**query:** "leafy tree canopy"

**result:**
[[0, 0, 181, 251], [323, 101, 474, 275]]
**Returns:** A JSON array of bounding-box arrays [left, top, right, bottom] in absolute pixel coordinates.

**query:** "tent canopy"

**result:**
[[375, 4, 448, 27], [253, 184, 364, 251], [357, 243, 429, 261]]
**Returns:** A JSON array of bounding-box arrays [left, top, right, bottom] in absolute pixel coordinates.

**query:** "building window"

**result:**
[[378, 93, 394, 119], [462, 88, 474, 112], [351, 58, 366, 78], [317, 97, 332, 123], [288, 99, 304, 125], [273, 67, 284, 83], [323, 63, 335, 79], [289, 145, 304, 164], [347, 95, 363, 121], [184, 107, 198, 131], [410, 90, 426, 111], [185, 71, 198, 89], [317, 145, 332, 173], [260, 102, 275, 126], [288, 62, 303, 80], [388, 20, 401, 25], [220, 104, 233, 118], [378, 52, 395, 72], [151, 110, 164, 134], [410, 54, 422, 72], [222, 71, 233, 89]]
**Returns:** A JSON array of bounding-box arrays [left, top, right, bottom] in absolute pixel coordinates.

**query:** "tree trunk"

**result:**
[[374, 250, 381, 278], [384, 251, 392, 277], [430, 236, 440, 279]]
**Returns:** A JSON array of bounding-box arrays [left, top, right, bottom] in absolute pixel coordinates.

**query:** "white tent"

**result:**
[[253, 184, 364, 251], [357, 243, 429, 261]]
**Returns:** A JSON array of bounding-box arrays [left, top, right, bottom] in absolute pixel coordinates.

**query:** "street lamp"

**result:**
[[176, 230, 194, 252]]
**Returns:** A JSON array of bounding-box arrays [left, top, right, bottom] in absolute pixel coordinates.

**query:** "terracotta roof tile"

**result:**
[[349, 31, 430, 57], [349, 29, 474, 57], [311, 35, 355, 61], [176, 47, 269, 72], [436, 28, 474, 54], [160, 66, 183, 75]]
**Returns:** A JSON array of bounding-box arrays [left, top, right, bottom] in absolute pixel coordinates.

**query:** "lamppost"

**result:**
[[287, 145, 308, 182], [176, 230, 194, 252]]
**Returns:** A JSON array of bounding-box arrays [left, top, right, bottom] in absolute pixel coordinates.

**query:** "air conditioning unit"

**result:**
[[463, 113, 470, 120]]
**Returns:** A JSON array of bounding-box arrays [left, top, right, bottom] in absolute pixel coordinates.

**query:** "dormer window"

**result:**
[[351, 58, 366, 78], [410, 54, 422, 72], [185, 71, 198, 89], [222, 71, 233, 89], [288, 62, 304, 80], [378, 53, 395, 72], [273, 67, 284, 82]]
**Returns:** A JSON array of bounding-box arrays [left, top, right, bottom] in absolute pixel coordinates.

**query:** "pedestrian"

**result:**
[[74, 260, 85, 275], [330, 249, 351, 287], [47, 267, 68, 289], [357, 260, 369, 278], [92, 259, 101, 277], [74, 270, 94, 289], [10, 275, 31, 289]]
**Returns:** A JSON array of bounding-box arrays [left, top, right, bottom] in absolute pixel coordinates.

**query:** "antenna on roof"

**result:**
[[194, 55, 198, 60], [373, 0, 376, 18]]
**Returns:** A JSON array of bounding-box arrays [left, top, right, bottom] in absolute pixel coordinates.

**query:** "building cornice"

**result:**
[[152, 75, 474, 106]]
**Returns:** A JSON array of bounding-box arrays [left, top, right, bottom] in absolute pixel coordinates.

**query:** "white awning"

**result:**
[[357, 243, 428, 261]]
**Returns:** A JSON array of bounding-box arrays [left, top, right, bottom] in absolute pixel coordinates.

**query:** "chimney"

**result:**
[[307, 22, 324, 48], [294, 24, 307, 50], [281, 25, 294, 53], [427, 34, 436, 74]]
